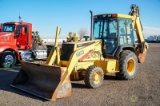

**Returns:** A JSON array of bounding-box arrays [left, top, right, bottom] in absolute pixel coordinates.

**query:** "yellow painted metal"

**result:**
[[129, 5, 148, 62], [106, 59, 117, 73], [46, 27, 61, 65], [65, 40, 99, 51], [66, 40, 101, 76], [94, 59, 117, 74], [76, 61, 95, 70], [70, 61, 95, 80], [127, 58, 135, 74], [67, 32, 78, 42], [133, 17, 145, 43], [94, 60, 107, 74], [61, 61, 69, 67], [112, 14, 134, 20], [60, 39, 103, 80], [92, 71, 102, 84]]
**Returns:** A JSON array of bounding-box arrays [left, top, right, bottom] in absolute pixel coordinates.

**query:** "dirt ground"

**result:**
[[0, 43, 160, 106]]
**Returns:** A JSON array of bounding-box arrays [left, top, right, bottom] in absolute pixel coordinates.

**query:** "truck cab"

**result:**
[[1, 22, 32, 49], [0, 22, 47, 68]]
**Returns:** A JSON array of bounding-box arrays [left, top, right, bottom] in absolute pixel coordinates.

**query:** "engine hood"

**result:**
[[0, 32, 12, 36], [0, 32, 14, 43]]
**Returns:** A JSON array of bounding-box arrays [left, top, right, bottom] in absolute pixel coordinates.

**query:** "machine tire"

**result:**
[[116, 50, 138, 80], [84, 65, 104, 88], [0, 51, 16, 68]]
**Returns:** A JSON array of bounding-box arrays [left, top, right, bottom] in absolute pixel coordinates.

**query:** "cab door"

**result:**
[[16, 25, 29, 50]]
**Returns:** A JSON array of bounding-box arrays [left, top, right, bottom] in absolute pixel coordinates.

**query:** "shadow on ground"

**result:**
[[0, 65, 120, 101], [0, 65, 45, 101], [71, 74, 118, 89]]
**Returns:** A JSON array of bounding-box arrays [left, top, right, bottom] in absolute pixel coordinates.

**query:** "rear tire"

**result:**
[[116, 50, 138, 80], [84, 65, 104, 88], [0, 51, 16, 68]]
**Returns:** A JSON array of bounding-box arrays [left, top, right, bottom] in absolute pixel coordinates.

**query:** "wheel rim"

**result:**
[[92, 71, 102, 84], [4, 55, 14, 64], [127, 58, 135, 74]]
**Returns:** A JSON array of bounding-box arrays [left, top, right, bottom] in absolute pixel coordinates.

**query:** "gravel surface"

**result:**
[[0, 43, 160, 106]]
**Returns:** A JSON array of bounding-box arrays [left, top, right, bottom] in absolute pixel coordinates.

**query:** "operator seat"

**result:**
[[105, 33, 117, 54]]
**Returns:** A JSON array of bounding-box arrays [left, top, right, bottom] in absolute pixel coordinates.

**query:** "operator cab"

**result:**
[[93, 14, 135, 57]]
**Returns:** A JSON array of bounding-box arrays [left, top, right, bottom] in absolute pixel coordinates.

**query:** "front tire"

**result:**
[[116, 50, 138, 80], [84, 66, 104, 88], [0, 51, 16, 68]]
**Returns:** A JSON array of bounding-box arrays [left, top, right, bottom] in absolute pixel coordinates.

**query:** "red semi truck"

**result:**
[[0, 22, 49, 68]]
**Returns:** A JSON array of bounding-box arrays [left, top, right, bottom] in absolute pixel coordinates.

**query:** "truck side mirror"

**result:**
[[21, 27, 25, 35]]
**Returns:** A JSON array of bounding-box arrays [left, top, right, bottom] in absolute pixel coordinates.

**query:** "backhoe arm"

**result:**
[[129, 4, 148, 63]]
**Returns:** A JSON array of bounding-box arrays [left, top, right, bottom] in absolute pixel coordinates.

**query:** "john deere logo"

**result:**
[[76, 50, 84, 57], [129, 95, 138, 103]]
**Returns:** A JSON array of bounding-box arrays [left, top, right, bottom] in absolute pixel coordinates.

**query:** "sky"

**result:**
[[0, 0, 160, 39]]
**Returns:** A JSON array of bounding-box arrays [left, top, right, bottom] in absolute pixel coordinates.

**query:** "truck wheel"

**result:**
[[84, 65, 104, 88], [0, 51, 16, 68], [116, 50, 138, 80]]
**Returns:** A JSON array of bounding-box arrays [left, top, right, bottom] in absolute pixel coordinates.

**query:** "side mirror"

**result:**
[[21, 27, 25, 35]]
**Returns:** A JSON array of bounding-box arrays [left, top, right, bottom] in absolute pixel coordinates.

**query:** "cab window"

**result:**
[[119, 19, 134, 44]]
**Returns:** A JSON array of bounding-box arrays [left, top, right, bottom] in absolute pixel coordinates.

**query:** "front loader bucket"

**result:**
[[11, 61, 71, 100]]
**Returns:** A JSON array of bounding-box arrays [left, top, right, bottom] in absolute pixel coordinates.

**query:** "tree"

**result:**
[[78, 28, 88, 40]]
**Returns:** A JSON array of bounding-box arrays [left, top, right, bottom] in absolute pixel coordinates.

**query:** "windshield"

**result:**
[[93, 18, 118, 55], [93, 18, 117, 39], [2, 24, 15, 32]]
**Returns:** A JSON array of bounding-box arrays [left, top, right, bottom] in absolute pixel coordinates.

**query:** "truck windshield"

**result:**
[[2, 24, 15, 32]]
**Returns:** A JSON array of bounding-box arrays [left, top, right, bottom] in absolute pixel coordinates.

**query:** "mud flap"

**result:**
[[11, 61, 71, 100]]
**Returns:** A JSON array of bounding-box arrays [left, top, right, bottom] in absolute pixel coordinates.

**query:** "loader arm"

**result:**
[[67, 40, 101, 75], [50, 40, 102, 99], [129, 4, 148, 63], [46, 27, 61, 65]]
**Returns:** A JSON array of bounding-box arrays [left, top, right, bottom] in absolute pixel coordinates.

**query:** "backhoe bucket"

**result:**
[[11, 61, 71, 100]]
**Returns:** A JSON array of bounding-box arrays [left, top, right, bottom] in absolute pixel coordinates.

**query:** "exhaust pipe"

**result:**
[[90, 10, 93, 40]]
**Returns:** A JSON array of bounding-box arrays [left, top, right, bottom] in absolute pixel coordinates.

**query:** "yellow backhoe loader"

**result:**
[[11, 4, 148, 100]]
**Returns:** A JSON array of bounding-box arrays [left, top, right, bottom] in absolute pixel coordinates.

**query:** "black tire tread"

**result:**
[[0, 51, 16, 68], [84, 65, 104, 88], [116, 50, 138, 80]]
